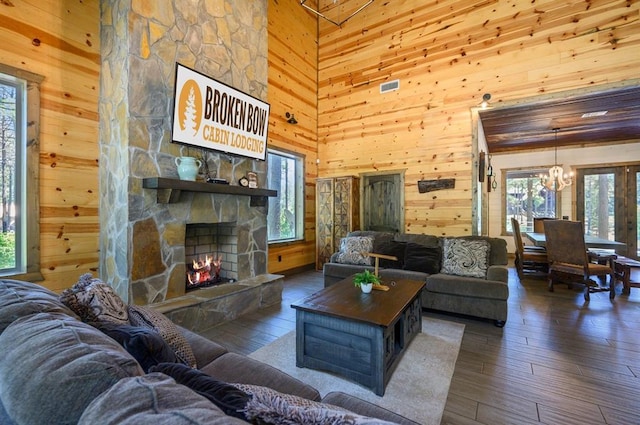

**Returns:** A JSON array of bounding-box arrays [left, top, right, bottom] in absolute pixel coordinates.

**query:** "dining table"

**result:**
[[524, 232, 626, 251]]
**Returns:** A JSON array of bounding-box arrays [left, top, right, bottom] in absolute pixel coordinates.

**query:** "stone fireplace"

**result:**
[[99, 0, 272, 308]]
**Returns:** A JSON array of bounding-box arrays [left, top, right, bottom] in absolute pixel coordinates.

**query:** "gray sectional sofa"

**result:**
[[323, 231, 510, 327], [0, 278, 418, 425]]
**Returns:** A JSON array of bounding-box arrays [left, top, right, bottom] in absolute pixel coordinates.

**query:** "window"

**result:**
[[504, 168, 557, 233], [0, 74, 25, 274], [267, 148, 304, 243], [0, 64, 42, 280]]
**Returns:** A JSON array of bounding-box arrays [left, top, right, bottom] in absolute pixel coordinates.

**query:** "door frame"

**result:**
[[360, 170, 406, 233]]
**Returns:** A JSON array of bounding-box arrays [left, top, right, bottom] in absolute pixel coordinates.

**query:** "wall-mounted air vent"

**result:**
[[380, 79, 400, 94]]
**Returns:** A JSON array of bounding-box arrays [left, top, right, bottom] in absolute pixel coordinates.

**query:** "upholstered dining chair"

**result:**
[[511, 218, 548, 280], [543, 219, 615, 301]]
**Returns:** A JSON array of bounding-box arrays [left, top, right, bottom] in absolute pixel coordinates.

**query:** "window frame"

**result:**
[[502, 166, 561, 235], [0, 64, 43, 281], [266, 147, 305, 244]]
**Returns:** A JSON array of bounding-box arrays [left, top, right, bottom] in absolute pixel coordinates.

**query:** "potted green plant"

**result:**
[[353, 269, 381, 293]]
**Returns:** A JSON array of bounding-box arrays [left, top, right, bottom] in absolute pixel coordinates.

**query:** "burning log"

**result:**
[[186, 254, 223, 288]]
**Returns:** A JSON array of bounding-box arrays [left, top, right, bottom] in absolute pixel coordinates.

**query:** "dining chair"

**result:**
[[543, 219, 615, 301], [533, 217, 555, 233], [511, 218, 548, 280]]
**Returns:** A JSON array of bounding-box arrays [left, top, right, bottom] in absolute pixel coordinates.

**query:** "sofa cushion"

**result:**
[[78, 373, 244, 425], [201, 352, 321, 401], [59, 273, 129, 325], [0, 278, 79, 334], [94, 322, 180, 372], [403, 242, 441, 274], [334, 236, 374, 266], [234, 383, 398, 425], [379, 268, 428, 283], [426, 273, 509, 300], [394, 233, 440, 248], [441, 238, 490, 278], [322, 392, 420, 425], [0, 312, 143, 425], [375, 240, 406, 268], [150, 363, 250, 419], [128, 305, 197, 368]]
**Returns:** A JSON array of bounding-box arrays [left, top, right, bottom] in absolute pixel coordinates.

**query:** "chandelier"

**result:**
[[301, 0, 374, 27], [539, 128, 573, 191]]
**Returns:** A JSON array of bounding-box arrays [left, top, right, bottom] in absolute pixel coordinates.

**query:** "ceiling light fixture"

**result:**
[[539, 128, 573, 191], [300, 0, 374, 27]]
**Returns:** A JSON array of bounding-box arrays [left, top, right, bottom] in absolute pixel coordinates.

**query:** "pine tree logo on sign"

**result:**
[[178, 79, 203, 136]]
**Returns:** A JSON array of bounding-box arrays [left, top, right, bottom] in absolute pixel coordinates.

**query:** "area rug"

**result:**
[[249, 317, 465, 425]]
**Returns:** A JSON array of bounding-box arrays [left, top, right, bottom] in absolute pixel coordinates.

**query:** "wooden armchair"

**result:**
[[511, 218, 548, 280], [543, 220, 615, 301]]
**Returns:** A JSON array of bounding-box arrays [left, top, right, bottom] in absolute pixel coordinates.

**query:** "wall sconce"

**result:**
[[286, 112, 298, 124], [480, 93, 491, 109]]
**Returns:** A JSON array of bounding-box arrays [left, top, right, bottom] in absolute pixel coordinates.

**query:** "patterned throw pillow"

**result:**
[[59, 273, 129, 325], [440, 238, 490, 278], [334, 236, 374, 266], [128, 305, 197, 369]]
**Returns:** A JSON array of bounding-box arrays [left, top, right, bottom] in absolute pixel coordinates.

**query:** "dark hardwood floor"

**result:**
[[199, 266, 640, 425]]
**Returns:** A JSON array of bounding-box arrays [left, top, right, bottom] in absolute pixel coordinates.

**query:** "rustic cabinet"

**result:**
[[316, 176, 360, 270]]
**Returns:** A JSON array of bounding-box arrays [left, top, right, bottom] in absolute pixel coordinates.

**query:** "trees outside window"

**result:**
[[504, 168, 557, 233], [267, 149, 304, 243], [0, 75, 22, 273], [0, 65, 42, 280]]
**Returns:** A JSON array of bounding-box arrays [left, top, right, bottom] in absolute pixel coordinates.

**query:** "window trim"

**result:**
[[266, 147, 305, 244], [0, 64, 43, 281]]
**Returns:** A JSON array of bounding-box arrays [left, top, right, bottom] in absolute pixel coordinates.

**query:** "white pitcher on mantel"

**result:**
[[175, 156, 202, 181]]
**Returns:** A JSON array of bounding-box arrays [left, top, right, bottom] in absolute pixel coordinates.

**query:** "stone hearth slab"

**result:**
[[150, 274, 283, 333]]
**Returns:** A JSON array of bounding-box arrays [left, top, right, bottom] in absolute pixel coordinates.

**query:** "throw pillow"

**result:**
[[402, 242, 442, 274], [234, 383, 399, 425], [334, 236, 374, 266], [441, 238, 490, 278], [94, 322, 179, 372], [374, 240, 406, 268], [59, 273, 129, 325], [150, 363, 250, 419], [128, 304, 197, 368]]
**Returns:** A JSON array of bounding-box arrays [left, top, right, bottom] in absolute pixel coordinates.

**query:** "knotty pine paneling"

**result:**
[[267, 0, 319, 274], [0, 0, 100, 291], [317, 0, 640, 236]]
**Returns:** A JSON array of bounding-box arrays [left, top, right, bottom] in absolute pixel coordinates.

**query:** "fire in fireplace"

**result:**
[[186, 254, 226, 289]]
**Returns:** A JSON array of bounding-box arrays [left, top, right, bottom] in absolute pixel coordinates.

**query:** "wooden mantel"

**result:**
[[142, 177, 277, 205]]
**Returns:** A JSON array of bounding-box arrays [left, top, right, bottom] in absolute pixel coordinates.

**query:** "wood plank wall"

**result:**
[[266, 0, 319, 274], [0, 1, 100, 292], [2, 0, 638, 287], [316, 0, 640, 236]]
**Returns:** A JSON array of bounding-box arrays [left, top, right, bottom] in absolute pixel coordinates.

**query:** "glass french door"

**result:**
[[576, 165, 640, 259]]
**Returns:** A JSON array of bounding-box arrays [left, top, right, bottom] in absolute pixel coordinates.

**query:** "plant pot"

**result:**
[[360, 283, 373, 293]]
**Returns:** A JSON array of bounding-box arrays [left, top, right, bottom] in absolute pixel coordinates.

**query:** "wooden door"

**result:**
[[362, 173, 404, 233], [576, 164, 639, 259]]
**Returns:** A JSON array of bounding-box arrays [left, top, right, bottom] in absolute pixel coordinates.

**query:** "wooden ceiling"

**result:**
[[478, 85, 640, 154]]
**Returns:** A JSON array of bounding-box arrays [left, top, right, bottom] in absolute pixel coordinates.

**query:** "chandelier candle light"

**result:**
[[540, 128, 573, 191]]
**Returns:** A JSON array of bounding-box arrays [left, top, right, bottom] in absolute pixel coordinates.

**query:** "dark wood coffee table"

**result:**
[[290, 277, 425, 396]]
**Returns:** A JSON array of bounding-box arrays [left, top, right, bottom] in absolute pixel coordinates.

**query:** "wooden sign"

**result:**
[[417, 179, 455, 193]]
